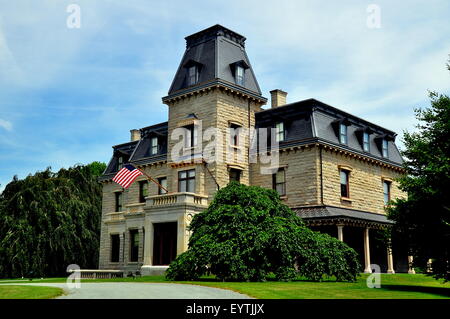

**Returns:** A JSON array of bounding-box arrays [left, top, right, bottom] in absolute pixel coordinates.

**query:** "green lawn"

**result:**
[[0, 285, 64, 299], [0, 274, 448, 299]]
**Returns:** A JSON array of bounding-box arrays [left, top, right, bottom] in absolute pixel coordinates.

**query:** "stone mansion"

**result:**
[[98, 25, 414, 275]]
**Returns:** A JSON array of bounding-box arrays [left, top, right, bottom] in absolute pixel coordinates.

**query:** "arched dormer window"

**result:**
[[183, 60, 203, 87], [230, 60, 249, 86], [331, 118, 351, 145], [355, 127, 373, 152]]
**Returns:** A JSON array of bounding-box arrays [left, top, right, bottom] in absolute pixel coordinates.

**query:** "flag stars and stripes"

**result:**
[[112, 164, 143, 188]]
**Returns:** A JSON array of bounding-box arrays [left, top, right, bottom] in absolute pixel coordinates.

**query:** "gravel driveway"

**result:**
[[3, 282, 251, 299]]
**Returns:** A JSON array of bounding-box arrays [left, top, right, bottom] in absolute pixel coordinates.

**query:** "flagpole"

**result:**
[[130, 163, 170, 194]]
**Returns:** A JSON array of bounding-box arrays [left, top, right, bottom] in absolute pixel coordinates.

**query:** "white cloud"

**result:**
[[0, 119, 12, 131]]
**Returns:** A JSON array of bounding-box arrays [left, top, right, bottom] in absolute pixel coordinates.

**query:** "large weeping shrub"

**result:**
[[0, 162, 106, 278], [166, 182, 361, 282]]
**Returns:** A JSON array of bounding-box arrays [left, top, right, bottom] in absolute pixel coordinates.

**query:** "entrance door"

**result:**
[[153, 222, 177, 265]]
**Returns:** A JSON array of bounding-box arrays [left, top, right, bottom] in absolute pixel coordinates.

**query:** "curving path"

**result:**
[[3, 282, 251, 299]]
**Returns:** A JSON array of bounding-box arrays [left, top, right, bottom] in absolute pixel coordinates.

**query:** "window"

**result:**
[[110, 234, 120, 263], [272, 168, 286, 196], [184, 124, 198, 148], [150, 137, 158, 155], [340, 170, 350, 198], [340, 123, 348, 144], [115, 192, 122, 212], [235, 65, 244, 85], [229, 168, 241, 183], [129, 229, 139, 262], [178, 169, 195, 193], [275, 122, 285, 142], [117, 156, 123, 170], [363, 132, 370, 152], [158, 177, 167, 195], [139, 181, 148, 203], [382, 139, 389, 157], [229, 123, 241, 147], [187, 66, 198, 86], [383, 181, 391, 205]]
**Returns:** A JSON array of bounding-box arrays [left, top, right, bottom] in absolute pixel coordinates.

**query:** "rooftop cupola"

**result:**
[[165, 24, 264, 102]]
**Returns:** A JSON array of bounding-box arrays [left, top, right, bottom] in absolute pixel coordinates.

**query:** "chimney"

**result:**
[[130, 129, 140, 142], [270, 89, 287, 108]]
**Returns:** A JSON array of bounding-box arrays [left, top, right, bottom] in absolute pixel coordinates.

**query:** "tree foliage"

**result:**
[[387, 87, 450, 281], [0, 162, 106, 278], [166, 182, 360, 282]]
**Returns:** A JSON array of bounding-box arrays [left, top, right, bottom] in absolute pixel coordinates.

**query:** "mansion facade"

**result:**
[[98, 25, 414, 275]]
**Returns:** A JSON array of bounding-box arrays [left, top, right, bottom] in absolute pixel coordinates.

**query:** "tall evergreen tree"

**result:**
[[0, 162, 106, 278]]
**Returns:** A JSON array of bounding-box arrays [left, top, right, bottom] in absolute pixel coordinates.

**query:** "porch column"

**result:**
[[142, 219, 153, 265], [337, 224, 344, 242], [408, 256, 416, 274], [387, 242, 395, 274], [119, 233, 125, 266], [363, 227, 372, 273], [138, 227, 144, 264]]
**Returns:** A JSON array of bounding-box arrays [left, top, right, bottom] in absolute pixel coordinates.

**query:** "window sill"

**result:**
[[279, 195, 288, 200], [340, 197, 352, 203]]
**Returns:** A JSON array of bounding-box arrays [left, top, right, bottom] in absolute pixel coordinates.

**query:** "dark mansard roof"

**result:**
[[255, 98, 404, 166], [164, 24, 263, 99]]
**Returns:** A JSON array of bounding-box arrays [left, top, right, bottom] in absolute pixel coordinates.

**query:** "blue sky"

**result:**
[[0, 0, 449, 192]]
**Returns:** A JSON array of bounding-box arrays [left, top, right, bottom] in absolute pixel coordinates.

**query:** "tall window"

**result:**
[[235, 65, 244, 86], [340, 123, 348, 144], [139, 181, 148, 203], [158, 177, 167, 195], [229, 123, 241, 147], [383, 181, 391, 205], [117, 156, 123, 170], [129, 229, 139, 262], [229, 168, 241, 183], [185, 124, 198, 148], [115, 192, 122, 212], [178, 169, 195, 193], [275, 122, 285, 142], [363, 132, 370, 152], [272, 168, 286, 196], [340, 170, 350, 198], [187, 66, 198, 86], [382, 139, 389, 157], [150, 137, 158, 155], [110, 234, 120, 262]]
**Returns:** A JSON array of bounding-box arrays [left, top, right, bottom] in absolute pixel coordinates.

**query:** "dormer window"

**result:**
[[363, 132, 370, 152], [187, 66, 199, 86], [339, 123, 348, 144], [275, 122, 285, 142], [235, 65, 244, 86], [118, 156, 123, 170], [382, 139, 389, 157], [150, 137, 158, 155]]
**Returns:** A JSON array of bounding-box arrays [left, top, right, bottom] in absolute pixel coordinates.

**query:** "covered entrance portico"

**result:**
[[295, 205, 415, 274]]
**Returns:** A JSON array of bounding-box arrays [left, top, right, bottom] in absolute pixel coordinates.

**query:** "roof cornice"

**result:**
[[162, 79, 267, 105]]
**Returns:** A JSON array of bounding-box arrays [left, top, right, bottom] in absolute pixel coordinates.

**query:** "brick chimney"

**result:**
[[130, 129, 140, 142], [270, 89, 287, 108]]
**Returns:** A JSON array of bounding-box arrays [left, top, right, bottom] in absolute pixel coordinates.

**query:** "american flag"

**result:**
[[112, 164, 143, 188]]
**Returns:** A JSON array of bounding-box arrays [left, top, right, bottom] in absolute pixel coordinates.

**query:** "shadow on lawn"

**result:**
[[381, 285, 450, 298]]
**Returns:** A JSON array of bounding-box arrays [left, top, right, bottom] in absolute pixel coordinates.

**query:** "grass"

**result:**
[[0, 274, 448, 299], [0, 285, 64, 299]]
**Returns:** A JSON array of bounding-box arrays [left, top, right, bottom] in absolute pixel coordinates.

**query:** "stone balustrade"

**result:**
[[147, 192, 208, 207]]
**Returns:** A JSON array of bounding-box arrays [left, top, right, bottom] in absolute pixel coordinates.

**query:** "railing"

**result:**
[[125, 202, 145, 214], [147, 192, 208, 207], [104, 212, 124, 222], [67, 269, 124, 279]]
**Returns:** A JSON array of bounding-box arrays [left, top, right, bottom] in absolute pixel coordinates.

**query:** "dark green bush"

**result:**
[[166, 182, 361, 282]]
